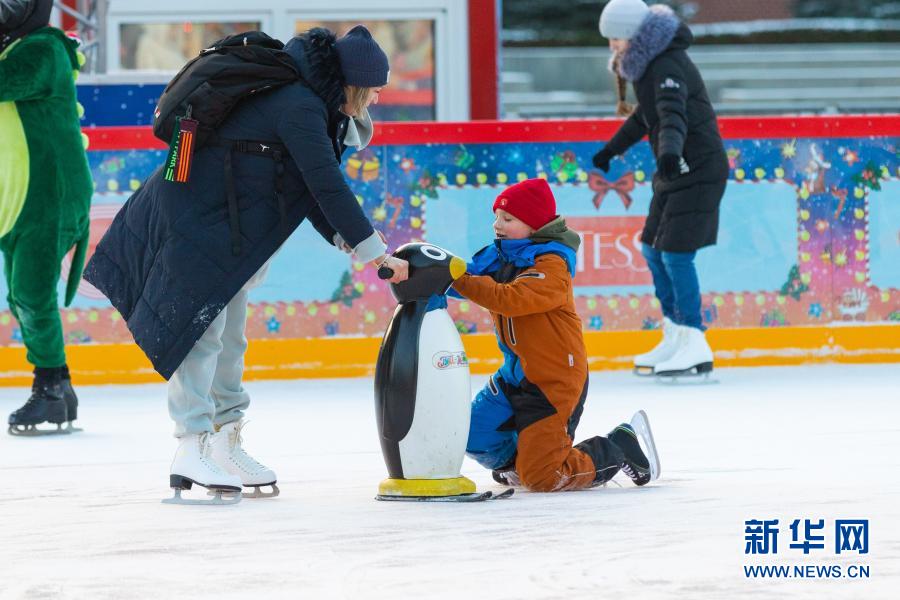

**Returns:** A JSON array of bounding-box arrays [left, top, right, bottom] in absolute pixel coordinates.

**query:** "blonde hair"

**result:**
[[344, 85, 373, 117], [612, 55, 635, 117]]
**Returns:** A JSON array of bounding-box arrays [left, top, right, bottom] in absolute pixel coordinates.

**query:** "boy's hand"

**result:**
[[592, 147, 614, 172]]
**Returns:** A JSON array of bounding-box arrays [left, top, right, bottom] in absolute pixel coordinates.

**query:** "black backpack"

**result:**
[[153, 31, 299, 256], [152, 31, 299, 147]]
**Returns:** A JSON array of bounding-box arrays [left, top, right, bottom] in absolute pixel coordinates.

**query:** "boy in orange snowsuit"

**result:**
[[452, 178, 655, 492]]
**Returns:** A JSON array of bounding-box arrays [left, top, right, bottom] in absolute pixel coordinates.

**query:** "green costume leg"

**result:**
[[1, 229, 68, 368], [2, 247, 18, 322]]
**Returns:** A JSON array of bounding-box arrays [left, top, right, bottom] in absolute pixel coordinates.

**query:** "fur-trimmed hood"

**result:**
[[610, 4, 690, 82], [284, 28, 346, 117]]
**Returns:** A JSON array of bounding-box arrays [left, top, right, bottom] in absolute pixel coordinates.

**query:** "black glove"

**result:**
[[592, 147, 614, 172], [658, 153, 682, 180]]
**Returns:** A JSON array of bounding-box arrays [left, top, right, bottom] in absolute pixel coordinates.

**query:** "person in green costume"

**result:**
[[0, 0, 92, 435]]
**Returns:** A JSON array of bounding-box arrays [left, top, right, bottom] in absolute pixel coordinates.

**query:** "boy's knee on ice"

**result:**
[[511, 428, 627, 492], [518, 471, 561, 493], [514, 445, 595, 492]]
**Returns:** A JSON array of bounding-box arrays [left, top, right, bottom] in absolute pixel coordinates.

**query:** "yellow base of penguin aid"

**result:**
[[377, 476, 476, 498]]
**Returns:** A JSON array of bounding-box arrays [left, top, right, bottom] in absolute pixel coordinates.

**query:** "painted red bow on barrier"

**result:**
[[385, 193, 405, 228], [588, 172, 635, 209]]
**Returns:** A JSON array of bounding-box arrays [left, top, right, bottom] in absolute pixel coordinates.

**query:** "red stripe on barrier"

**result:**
[[84, 115, 900, 151], [86, 127, 169, 151]]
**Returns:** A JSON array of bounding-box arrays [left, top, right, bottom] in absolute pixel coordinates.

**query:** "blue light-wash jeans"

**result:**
[[641, 243, 703, 330], [167, 264, 269, 436]]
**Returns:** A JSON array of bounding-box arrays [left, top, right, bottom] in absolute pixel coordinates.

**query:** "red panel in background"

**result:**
[[84, 115, 900, 151], [60, 0, 77, 30], [568, 216, 651, 287], [378, 89, 435, 106], [468, 0, 499, 120]]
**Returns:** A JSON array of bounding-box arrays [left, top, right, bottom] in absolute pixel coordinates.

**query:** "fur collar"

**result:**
[[611, 4, 681, 82], [284, 28, 346, 116]]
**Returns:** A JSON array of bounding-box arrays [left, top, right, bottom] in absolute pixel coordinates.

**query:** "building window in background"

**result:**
[[120, 22, 262, 71], [296, 19, 436, 121]]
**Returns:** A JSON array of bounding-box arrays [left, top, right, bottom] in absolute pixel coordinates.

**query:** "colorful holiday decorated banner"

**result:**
[[0, 117, 897, 382]]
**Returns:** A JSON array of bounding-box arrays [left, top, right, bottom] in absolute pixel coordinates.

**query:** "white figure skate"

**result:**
[[633, 317, 681, 376], [654, 326, 715, 382], [210, 420, 279, 499], [164, 432, 243, 505]]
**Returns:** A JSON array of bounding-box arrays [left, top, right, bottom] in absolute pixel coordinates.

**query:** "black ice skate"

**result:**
[[60, 366, 82, 432], [8, 367, 73, 436], [491, 457, 521, 487], [492, 468, 521, 487], [609, 411, 661, 485]]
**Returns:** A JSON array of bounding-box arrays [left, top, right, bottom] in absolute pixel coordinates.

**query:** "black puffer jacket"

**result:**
[[84, 29, 382, 379], [605, 6, 728, 253]]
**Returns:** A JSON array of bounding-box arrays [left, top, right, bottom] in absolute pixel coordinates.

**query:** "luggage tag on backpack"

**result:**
[[164, 114, 199, 184]]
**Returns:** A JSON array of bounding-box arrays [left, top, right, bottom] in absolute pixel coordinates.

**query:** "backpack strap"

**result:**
[[213, 136, 288, 256], [223, 148, 242, 256]]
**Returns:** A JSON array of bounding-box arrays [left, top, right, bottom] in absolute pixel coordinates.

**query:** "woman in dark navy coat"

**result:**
[[84, 25, 408, 498]]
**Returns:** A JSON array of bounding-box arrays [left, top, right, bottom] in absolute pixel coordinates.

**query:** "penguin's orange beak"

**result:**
[[449, 256, 466, 280]]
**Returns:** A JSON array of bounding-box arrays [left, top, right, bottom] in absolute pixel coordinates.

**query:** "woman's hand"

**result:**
[[658, 153, 684, 180], [333, 233, 353, 254], [592, 147, 614, 172], [372, 255, 409, 283]]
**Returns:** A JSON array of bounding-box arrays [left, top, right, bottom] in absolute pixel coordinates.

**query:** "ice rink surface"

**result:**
[[1, 364, 898, 599]]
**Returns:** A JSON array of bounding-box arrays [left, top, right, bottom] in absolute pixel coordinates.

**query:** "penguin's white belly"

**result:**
[[398, 309, 472, 478]]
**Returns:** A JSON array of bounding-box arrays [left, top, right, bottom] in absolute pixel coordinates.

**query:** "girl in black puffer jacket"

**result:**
[[593, 0, 728, 378]]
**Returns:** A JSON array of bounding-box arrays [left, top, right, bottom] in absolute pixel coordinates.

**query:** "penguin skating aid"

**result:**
[[374, 243, 513, 502]]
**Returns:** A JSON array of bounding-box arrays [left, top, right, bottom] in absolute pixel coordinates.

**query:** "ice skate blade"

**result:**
[[7, 423, 73, 437], [164, 475, 242, 505], [208, 483, 280, 499], [243, 483, 279, 499], [655, 362, 716, 384], [376, 489, 514, 502], [630, 410, 661, 481], [163, 487, 242, 505], [632, 365, 656, 377]]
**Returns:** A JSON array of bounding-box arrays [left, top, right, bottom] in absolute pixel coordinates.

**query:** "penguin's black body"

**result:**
[[374, 243, 474, 496]]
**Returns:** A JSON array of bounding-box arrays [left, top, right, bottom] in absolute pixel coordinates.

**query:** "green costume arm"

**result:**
[[0, 39, 55, 102], [65, 230, 89, 306]]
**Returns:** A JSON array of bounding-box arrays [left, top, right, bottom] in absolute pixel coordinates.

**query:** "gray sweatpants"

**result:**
[[167, 264, 269, 437]]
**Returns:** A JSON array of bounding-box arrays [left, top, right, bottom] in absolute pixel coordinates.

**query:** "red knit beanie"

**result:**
[[492, 178, 556, 230]]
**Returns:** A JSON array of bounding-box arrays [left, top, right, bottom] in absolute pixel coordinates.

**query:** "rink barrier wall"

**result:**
[[0, 325, 898, 385], [0, 116, 897, 385]]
